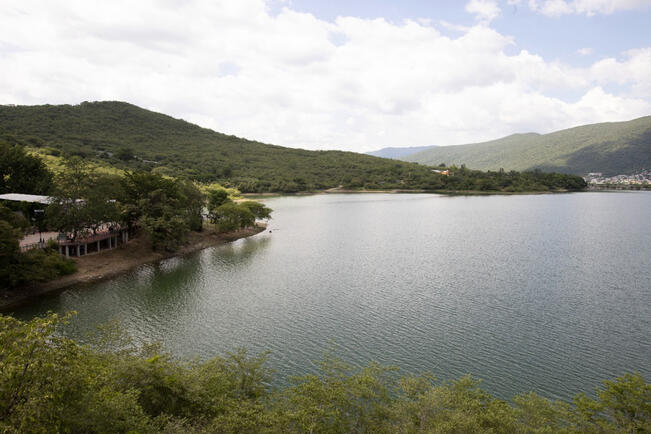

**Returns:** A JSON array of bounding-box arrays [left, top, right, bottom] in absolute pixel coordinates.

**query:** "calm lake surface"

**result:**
[[12, 192, 651, 401]]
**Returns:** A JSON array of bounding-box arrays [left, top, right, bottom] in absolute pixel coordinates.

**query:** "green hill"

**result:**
[[0, 101, 447, 192], [403, 117, 651, 176], [0, 101, 587, 193]]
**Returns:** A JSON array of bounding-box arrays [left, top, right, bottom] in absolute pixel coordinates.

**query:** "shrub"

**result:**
[[210, 203, 255, 232]]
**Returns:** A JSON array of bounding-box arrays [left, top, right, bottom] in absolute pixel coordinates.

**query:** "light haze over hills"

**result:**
[[366, 146, 436, 159]]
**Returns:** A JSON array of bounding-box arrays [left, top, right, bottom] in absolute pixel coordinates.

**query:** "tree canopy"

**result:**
[[45, 157, 121, 240], [0, 142, 53, 195], [120, 171, 206, 251]]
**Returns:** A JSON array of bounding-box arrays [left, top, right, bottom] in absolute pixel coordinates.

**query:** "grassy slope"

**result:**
[[0, 101, 438, 192], [403, 116, 651, 175]]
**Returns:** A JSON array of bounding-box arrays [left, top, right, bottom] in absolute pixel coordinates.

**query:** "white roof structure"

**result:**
[[0, 193, 53, 204]]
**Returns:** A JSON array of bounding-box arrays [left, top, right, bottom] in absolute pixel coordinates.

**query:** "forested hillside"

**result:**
[[403, 117, 651, 175], [0, 102, 441, 192], [0, 102, 586, 193]]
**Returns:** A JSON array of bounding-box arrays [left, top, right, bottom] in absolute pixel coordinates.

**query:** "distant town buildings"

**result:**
[[584, 170, 651, 186]]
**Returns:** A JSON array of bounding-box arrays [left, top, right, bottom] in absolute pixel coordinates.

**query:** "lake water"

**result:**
[[11, 192, 651, 401]]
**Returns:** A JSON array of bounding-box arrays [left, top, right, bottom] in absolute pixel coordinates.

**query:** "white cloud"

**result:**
[[529, 0, 574, 16], [527, 0, 651, 16], [465, 0, 502, 23], [577, 47, 594, 55], [590, 48, 651, 97], [0, 0, 649, 152]]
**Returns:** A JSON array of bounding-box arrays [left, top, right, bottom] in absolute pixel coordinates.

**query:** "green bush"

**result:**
[[40, 249, 77, 275], [210, 202, 255, 232], [0, 313, 649, 433], [0, 218, 75, 289]]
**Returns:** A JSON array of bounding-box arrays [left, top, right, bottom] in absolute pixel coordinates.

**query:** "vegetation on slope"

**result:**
[[0, 102, 586, 192], [403, 116, 651, 176], [0, 145, 271, 289], [1, 312, 649, 433], [0, 101, 445, 192]]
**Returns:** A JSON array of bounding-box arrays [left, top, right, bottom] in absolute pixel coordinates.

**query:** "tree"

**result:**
[[116, 147, 135, 161], [46, 158, 120, 240], [572, 373, 651, 432], [0, 143, 53, 195], [239, 201, 272, 220], [140, 214, 189, 251], [84, 174, 123, 235], [210, 203, 255, 232], [120, 171, 206, 250], [0, 204, 29, 232], [0, 221, 22, 288], [120, 171, 176, 230], [207, 187, 230, 210], [176, 179, 205, 232]]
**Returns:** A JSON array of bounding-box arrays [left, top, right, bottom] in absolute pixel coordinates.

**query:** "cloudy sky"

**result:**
[[1, 0, 650, 152]]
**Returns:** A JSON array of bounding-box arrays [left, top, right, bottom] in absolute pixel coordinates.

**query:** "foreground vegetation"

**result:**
[[0, 102, 587, 192], [0, 313, 648, 433], [403, 116, 651, 176]]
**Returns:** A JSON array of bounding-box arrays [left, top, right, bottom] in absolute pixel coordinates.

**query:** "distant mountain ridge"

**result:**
[[401, 117, 651, 176], [366, 145, 435, 159]]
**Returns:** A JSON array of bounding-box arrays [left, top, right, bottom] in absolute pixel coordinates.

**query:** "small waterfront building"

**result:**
[[1, 192, 128, 257], [0, 193, 53, 204]]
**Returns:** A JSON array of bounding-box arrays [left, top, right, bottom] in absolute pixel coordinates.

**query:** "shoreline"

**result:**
[[0, 225, 266, 312], [244, 188, 580, 197]]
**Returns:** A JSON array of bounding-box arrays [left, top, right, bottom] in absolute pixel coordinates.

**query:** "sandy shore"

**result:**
[[0, 225, 266, 311]]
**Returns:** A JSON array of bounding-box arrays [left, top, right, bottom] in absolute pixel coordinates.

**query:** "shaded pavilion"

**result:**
[[0, 193, 129, 257]]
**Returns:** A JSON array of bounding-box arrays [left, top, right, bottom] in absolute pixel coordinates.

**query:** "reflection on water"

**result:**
[[12, 192, 651, 402]]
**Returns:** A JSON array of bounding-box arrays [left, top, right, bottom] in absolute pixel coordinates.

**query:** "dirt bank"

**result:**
[[0, 225, 266, 311]]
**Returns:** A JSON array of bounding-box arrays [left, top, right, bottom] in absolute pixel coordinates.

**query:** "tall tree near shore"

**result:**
[[209, 202, 255, 232], [46, 157, 120, 240], [120, 171, 205, 250], [0, 143, 53, 195], [239, 201, 272, 220]]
